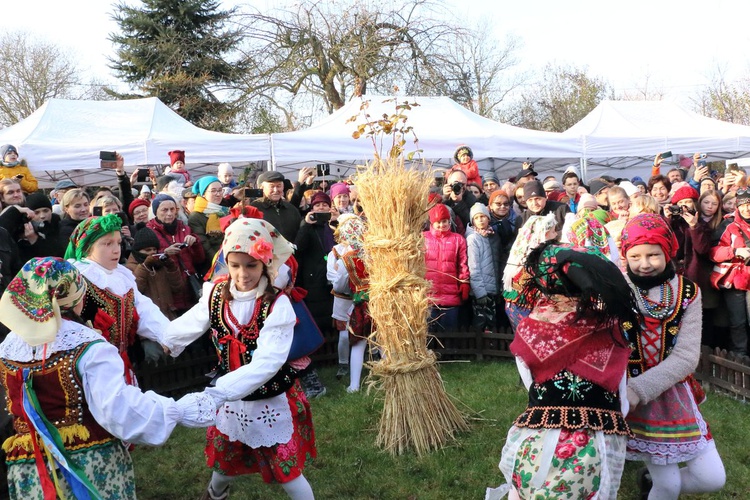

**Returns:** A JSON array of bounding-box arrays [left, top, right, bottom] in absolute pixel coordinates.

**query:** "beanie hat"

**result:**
[[329, 182, 350, 200], [133, 227, 161, 252], [191, 176, 221, 197], [483, 173, 500, 185], [589, 179, 609, 196], [736, 189, 750, 207], [489, 189, 510, 205], [151, 194, 176, 214], [618, 181, 639, 197], [429, 203, 451, 223], [563, 164, 580, 179], [671, 185, 699, 204], [168, 150, 185, 166], [470, 203, 490, 221], [129, 198, 151, 219], [523, 180, 546, 199], [217, 162, 234, 175], [1, 144, 18, 159], [25, 192, 52, 211], [310, 191, 331, 207]]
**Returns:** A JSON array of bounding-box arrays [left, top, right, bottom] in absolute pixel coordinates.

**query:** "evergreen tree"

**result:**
[[109, 0, 245, 131]]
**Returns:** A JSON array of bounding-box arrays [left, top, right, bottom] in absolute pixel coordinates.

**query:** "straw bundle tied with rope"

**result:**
[[356, 157, 468, 456]]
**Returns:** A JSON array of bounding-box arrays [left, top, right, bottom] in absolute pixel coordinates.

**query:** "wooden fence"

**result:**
[[136, 328, 750, 402]]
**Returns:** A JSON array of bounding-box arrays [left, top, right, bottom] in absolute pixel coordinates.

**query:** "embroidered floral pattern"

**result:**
[[513, 429, 601, 499]]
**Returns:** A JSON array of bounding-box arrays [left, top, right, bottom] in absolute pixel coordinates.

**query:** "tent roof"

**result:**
[[271, 95, 580, 177], [563, 100, 750, 168], [0, 97, 268, 186]]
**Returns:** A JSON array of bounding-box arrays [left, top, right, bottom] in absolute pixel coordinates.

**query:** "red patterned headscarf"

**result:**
[[621, 213, 678, 262]]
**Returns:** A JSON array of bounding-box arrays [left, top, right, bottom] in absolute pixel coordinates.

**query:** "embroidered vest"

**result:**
[[0, 342, 116, 463], [208, 281, 297, 401], [341, 251, 368, 303], [80, 278, 139, 353], [624, 275, 697, 378], [514, 369, 630, 436]]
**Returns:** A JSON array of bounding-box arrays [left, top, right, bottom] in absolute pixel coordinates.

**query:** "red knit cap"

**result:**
[[429, 203, 450, 223], [168, 150, 185, 166], [671, 185, 699, 204], [128, 198, 151, 219]]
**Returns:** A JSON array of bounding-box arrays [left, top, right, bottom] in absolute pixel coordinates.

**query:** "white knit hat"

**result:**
[[218, 162, 234, 175], [470, 202, 490, 221]]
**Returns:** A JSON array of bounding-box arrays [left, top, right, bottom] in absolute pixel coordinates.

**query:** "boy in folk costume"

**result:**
[[65, 214, 173, 383], [620, 214, 725, 499], [165, 218, 316, 500], [487, 242, 640, 500], [0, 258, 216, 499]]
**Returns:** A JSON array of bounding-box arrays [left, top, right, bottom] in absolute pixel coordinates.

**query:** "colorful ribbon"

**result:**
[[20, 368, 102, 499]]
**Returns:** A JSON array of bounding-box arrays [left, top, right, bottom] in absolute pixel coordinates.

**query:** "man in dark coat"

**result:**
[[518, 179, 570, 234], [250, 171, 303, 242]]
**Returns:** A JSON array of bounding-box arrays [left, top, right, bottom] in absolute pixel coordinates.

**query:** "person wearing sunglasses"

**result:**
[[488, 190, 518, 331]]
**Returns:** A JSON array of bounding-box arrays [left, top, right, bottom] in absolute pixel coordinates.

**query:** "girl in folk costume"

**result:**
[[620, 214, 725, 499], [0, 257, 216, 500], [502, 213, 557, 331], [65, 214, 173, 384], [486, 243, 640, 500], [165, 218, 316, 500], [562, 199, 620, 265], [332, 214, 370, 393], [327, 214, 357, 380]]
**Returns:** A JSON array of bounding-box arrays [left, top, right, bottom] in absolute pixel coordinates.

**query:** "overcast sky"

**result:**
[[7, 0, 750, 106]]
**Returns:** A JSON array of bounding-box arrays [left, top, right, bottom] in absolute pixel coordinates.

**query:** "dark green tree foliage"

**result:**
[[109, 0, 245, 131]]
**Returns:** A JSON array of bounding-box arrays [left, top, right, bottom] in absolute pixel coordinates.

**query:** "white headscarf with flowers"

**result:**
[[221, 218, 294, 281]]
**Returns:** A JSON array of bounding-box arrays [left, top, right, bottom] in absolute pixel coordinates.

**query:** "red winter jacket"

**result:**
[[423, 227, 469, 307], [709, 212, 750, 290], [452, 160, 481, 186]]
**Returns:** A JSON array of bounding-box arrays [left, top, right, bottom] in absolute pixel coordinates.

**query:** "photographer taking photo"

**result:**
[[442, 168, 477, 232]]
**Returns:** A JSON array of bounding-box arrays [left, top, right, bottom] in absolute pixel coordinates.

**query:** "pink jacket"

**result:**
[[709, 212, 750, 290], [424, 227, 469, 307]]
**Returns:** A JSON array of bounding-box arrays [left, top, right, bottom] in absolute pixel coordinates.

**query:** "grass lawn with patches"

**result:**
[[132, 361, 749, 499]]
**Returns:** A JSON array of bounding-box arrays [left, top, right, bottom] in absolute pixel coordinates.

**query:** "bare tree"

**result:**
[[234, 0, 522, 121], [500, 64, 613, 132], [0, 32, 86, 126], [617, 73, 666, 101], [692, 66, 750, 125]]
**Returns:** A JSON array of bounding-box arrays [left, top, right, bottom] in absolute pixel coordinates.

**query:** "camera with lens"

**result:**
[[451, 182, 464, 195], [158, 253, 169, 262], [667, 205, 682, 216], [29, 220, 44, 234]]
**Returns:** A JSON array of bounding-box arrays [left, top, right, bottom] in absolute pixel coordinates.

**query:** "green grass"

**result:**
[[132, 361, 750, 499]]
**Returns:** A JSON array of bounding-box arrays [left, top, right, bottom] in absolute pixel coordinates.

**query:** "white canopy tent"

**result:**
[[0, 97, 269, 187], [563, 100, 750, 180], [271, 95, 580, 180]]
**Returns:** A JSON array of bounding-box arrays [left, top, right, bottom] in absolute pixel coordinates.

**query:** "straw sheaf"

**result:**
[[354, 157, 468, 456]]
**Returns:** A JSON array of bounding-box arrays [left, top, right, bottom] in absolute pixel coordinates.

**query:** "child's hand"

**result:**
[[627, 387, 640, 409]]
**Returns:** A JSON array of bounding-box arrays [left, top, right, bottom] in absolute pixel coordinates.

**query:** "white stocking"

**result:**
[[679, 440, 726, 494], [281, 474, 315, 500], [337, 330, 350, 364], [647, 441, 726, 499], [348, 339, 367, 392]]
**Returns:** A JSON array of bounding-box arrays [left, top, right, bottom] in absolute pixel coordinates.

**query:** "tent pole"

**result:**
[[269, 134, 276, 171]]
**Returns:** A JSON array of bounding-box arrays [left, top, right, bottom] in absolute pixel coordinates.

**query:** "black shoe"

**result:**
[[301, 369, 327, 399], [637, 467, 652, 500]]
